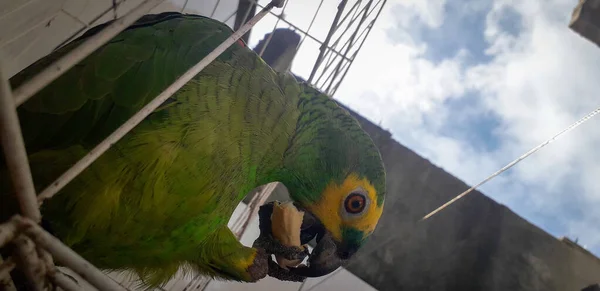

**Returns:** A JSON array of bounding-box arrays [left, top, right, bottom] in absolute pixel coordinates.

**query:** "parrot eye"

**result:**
[[341, 187, 370, 218], [344, 193, 366, 214]]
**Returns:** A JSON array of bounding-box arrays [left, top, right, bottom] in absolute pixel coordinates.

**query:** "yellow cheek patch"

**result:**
[[306, 173, 384, 242]]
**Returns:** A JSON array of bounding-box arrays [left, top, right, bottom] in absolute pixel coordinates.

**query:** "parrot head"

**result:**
[[267, 84, 387, 278], [289, 172, 385, 278]]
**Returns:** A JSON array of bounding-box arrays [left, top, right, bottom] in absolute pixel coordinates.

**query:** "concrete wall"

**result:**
[[337, 104, 600, 291], [570, 0, 600, 47]]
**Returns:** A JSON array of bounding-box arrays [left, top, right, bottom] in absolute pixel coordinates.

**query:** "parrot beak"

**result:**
[[254, 202, 359, 280], [288, 208, 359, 278], [288, 231, 346, 278]]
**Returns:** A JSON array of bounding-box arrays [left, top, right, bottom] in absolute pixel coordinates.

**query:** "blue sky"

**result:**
[[188, 0, 600, 256]]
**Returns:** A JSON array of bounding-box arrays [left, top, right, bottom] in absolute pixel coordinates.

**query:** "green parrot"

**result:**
[[0, 12, 386, 288]]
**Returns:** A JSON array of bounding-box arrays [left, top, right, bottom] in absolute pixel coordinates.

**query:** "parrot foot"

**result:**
[[267, 257, 305, 282], [252, 235, 309, 261], [247, 248, 269, 282], [253, 202, 309, 261]]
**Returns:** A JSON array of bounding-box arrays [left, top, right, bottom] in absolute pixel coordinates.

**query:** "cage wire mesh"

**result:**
[[0, 0, 386, 290]]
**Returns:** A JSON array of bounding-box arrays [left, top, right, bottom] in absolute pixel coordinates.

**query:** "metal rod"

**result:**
[[296, 0, 325, 51], [324, 1, 371, 60], [37, 0, 283, 204], [308, 0, 347, 83], [320, 57, 350, 94], [324, 25, 373, 94], [331, 18, 379, 95], [15, 216, 127, 291], [297, 279, 307, 291], [325, 0, 372, 94], [314, 0, 383, 91], [0, 66, 40, 223], [182, 0, 190, 12], [332, 0, 362, 34], [234, 0, 259, 43], [13, 0, 166, 106], [210, 0, 223, 17]]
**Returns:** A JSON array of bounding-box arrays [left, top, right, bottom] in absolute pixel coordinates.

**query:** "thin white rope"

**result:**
[[422, 105, 600, 220]]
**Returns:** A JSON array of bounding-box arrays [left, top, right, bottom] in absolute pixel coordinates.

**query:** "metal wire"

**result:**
[[308, 0, 347, 83], [210, 0, 223, 17], [323, 1, 379, 93], [296, 0, 325, 51], [312, 0, 385, 94]]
